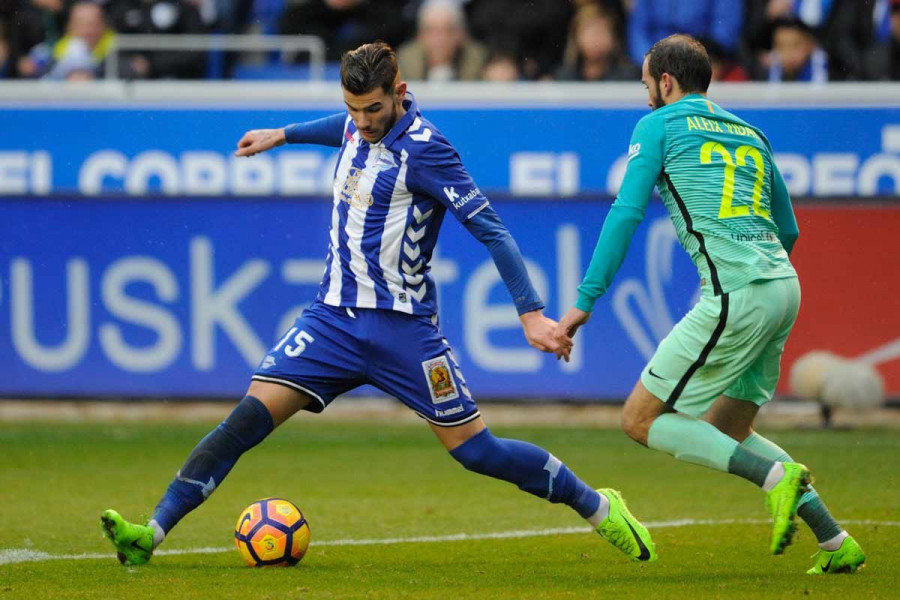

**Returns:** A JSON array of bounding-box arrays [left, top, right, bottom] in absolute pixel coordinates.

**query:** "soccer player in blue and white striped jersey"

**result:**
[[100, 42, 656, 566]]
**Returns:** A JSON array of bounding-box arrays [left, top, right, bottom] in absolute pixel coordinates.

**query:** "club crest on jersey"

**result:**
[[339, 167, 373, 208], [422, 355, 459, 404]]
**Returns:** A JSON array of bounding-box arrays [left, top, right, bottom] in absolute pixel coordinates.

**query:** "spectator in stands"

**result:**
[[555, 3, 639, 81], [745, 0, 872, 80], [17, 1, 114, 79], [767, 17, 829, 82], [865, 0, 900, 79], [0, 21, 9, 77], [397, 0, 486, 82], [5, 0, 71, 77], [627, 0, 743, 66], [481, 50, 520, 81], [105, 0, 207, 78], [465, 0, 574, 80], [701, 37, 750, 82], [280, 0, 412, 62]]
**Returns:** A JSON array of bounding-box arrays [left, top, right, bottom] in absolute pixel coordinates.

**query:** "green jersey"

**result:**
[[576, 94, 799, 311]]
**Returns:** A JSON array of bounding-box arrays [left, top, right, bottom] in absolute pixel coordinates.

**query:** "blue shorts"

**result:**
[[251, 301, 480, 427]]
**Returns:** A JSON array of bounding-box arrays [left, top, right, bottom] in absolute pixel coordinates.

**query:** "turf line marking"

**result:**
[[1, 518, 896, 566]]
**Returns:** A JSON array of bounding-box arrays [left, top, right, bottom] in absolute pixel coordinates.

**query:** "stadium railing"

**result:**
[[103, 34, 328, 81]]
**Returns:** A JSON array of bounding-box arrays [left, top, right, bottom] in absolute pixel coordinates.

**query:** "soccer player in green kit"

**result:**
[[555, 35, 865, 574]]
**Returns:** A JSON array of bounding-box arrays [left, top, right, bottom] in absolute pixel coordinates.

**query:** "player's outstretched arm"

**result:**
[[406, 135, 571, 360], [235, 113, 347, 157], [464, 206, 572, 361], [553, 116, 661, 345], [235, 128, 286, 157]]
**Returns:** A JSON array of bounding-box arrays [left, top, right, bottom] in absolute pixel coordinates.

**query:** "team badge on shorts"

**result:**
[[422, 355, 459, 404]]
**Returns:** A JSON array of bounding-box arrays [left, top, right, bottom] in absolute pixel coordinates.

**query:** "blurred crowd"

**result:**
[[1, 0, 898, 82]]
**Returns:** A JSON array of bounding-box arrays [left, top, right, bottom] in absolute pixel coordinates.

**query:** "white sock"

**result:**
[[761, 462, 785, 492], [148, 519, 166, 550], [587, 492, 611, 528], [819, 530, 849, 552]]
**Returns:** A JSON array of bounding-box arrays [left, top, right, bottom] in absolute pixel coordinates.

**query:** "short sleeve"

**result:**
[[405, 138, 489, 222]]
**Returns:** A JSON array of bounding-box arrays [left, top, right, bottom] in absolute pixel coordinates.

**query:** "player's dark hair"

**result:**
[[340, 42, 400, 95], [645, 34, 712, 94]]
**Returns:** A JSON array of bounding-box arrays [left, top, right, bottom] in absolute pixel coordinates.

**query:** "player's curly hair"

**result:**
[[645, 34, 712, 94], [341, 41, 400, 95]]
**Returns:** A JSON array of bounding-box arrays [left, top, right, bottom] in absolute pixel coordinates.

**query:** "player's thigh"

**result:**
[[640, 284, 785, 419], [251, 302, 365, 418], [366, 312, 481, 429], [429, 415, 487, 451], [245, 380, 316, 428], [723, 277, 801, 409]]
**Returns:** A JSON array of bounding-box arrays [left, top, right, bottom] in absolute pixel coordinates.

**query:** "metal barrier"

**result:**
[[104, 34, 327, 81]]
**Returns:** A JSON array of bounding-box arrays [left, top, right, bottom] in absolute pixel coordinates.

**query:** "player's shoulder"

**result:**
[[395, 112, 458, 162]]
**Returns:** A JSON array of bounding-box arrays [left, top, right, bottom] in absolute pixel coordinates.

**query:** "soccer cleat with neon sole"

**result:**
[[765, 462, 812, 555], [595, 488, 657, 562], [807, 536, 866, 574], [100, 509, 154, 565]]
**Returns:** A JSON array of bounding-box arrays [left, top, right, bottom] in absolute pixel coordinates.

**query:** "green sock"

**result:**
[[647, 413, 774, 486], [741, 432, 843, 543]]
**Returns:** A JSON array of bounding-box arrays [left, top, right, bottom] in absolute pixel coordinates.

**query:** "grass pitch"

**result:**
[[0, 418, 897, 599]]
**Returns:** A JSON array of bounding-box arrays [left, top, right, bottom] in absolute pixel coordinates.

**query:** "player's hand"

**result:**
[[235, 128, 287, 157], [520, 310, 573, 362], [554, 307, 591, 345]]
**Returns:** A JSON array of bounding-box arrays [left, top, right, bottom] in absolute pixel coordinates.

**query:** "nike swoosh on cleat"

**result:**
[[130, 539, 151, 554], [624, 518, 651, 561], [647, 368, 665, 380], [822, 556, 833, 572]]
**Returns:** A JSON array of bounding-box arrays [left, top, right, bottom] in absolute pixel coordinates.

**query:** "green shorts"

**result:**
[[640, 277, 800, 418]]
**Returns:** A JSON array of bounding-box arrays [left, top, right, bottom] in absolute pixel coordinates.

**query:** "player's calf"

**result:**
[[449, 428, 606, 527], [149, 395, 274, 546]]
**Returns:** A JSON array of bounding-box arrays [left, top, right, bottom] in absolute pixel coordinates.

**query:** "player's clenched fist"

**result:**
[[235, 128, 287, 157]]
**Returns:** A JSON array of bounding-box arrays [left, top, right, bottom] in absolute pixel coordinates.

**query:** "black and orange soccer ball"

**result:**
[[234, 498, 311, 567]]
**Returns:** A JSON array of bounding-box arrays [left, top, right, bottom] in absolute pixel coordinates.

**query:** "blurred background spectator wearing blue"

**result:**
[[556, 3, 638, 81], [767, 17, 828, 82], [397, 0, 486, 81], [627, 0, 743, 66]]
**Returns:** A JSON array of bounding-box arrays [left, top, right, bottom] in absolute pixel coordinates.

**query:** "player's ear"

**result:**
[[395, 80, 407, 100]]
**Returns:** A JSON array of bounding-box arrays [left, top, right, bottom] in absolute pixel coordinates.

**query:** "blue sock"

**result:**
[[449, 428, 600, 519], [151, 396, 274, 533]]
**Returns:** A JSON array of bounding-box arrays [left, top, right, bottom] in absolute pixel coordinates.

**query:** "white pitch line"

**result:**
[[1, 518, 896, 566]]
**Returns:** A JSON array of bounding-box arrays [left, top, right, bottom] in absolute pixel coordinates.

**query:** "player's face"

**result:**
[[641, 57, 665, 110], [342, 81, 407, 143]]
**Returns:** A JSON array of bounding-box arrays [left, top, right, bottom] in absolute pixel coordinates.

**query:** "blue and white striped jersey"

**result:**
[[316, 94, 489, 315]]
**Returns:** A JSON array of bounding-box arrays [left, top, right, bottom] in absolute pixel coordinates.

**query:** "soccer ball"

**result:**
[[234, 498, 311, 567]]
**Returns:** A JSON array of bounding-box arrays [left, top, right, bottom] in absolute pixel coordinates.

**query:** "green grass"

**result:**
[[1, 420, 898, 599]]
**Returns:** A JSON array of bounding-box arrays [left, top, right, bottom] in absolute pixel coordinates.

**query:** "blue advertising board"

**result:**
[[2, 103, 899, 197], [0, 196, 700, 400]]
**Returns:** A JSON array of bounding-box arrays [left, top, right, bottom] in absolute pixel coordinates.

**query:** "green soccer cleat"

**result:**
[[595, 488, 657, 562], [807, 536, 866, 574], [100, 509, 154, 566], [765, 462, 812, 555]]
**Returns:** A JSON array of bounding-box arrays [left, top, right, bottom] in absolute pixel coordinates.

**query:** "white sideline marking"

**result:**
[[1, 519, 896, 566]]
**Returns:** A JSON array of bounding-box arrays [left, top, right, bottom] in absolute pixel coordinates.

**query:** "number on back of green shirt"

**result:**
[[700, 141, 770, 220]]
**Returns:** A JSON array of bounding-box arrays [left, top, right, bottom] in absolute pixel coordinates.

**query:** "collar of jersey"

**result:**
[[376, 92, 419, 148]]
